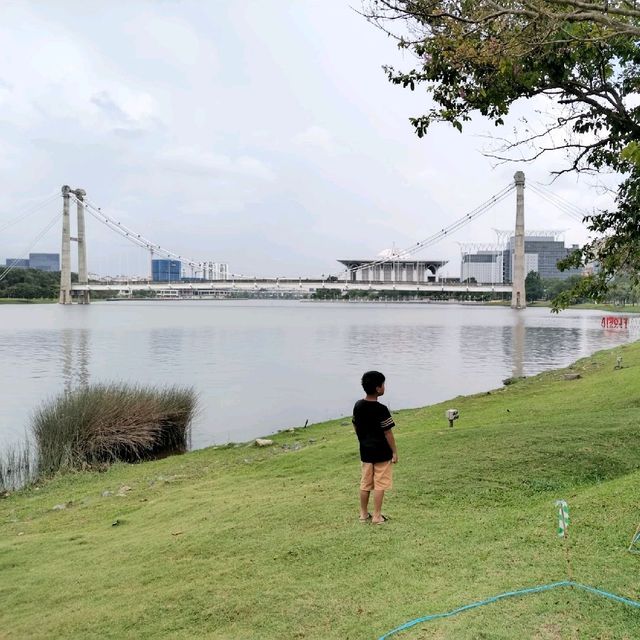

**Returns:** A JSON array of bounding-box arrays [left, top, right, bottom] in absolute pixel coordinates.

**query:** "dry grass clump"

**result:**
[[33, 384, 197, 476], [0, 441, 35, 493]]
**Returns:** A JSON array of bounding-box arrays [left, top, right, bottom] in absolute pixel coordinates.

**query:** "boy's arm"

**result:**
[[384, 429, 398, 463]]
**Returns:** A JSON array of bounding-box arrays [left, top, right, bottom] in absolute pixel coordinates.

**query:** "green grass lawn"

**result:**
[[2, 343, 640, 639]]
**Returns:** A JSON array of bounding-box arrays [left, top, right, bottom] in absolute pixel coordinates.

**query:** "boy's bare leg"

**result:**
[[372, 490, 385, 523], [359, 490, 370, 519]]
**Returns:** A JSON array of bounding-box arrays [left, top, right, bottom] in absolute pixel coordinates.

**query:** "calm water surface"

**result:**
[[0, 300, 636, 450]]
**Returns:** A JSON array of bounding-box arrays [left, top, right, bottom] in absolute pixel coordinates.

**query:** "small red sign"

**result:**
[[602, 316, 629, 329]]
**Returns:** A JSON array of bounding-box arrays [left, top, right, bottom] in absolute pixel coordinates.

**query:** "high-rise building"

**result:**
[[152, 259, 182, 282], [461, 251, 503, 284], [460, 235, 583, 283], [201, 261, 230, 280], [502, 236, 582, 282], [4, 253, 59, 271], [28, 253, 60, 272], [4, 258, 29, 269]]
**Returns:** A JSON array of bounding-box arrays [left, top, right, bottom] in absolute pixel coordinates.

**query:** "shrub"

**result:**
[[32, 384, 197, 476]]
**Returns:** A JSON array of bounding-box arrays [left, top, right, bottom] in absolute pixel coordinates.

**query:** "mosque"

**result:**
[[338, 249, 447, 284]]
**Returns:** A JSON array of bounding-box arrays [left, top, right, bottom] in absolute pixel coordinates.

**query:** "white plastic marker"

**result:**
[[556, 499, 573, 580], [628, 523, 640, 553], [556, 500, 569, 538]]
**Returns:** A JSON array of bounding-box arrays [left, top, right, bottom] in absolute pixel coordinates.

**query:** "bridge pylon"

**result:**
[[511, 171, 526, 309], [59, 186, 72, 304], [59, 185, 89, 304], [75, 189, 89, 304]]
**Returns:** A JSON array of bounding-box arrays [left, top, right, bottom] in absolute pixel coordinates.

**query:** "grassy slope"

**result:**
[[2, 344, 640, 639]]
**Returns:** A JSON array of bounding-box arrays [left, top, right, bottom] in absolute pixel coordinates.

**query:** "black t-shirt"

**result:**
[[352, 399, 395, 463]]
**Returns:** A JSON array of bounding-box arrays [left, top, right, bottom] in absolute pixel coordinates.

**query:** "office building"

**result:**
[[152, 259, 182, 282], [461, 251, 503, 284], [4, 258, 30, 269], [29, 253, 60, 272], [461, 235, 582, 284], [4, 253, 59, 272], [502, 236, 582, 282]]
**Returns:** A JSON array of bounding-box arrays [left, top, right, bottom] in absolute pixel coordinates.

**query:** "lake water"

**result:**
[[0, 300, 637, 451]]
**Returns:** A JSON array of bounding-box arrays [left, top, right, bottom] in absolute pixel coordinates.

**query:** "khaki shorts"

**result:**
[[360, 461, 393, 491]]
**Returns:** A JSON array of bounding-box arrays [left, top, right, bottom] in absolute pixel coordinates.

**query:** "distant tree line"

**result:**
[[0, 269, 69, 299], [525, 272, 640, 306], [312, 288, 509, 303], [0, 269, 119, 301]]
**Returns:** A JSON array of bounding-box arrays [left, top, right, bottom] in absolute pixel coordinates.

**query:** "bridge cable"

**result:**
[[76, 195, 208, 269], [0, 209, 62, 284], [398, 184, 515, 257], [74, 195, 252, 280], [527, 184, 590, 225], [531, 183, 592, 219], [0, 192, 60, 233], [331, 182, 515, 279], [528, 185, 585, 223]]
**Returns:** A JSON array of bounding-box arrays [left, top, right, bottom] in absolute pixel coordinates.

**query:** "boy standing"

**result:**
[[352, 370, 397, 524]]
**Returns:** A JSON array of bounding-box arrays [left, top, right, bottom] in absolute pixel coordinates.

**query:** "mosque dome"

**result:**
[[377, 248, 402, 259]]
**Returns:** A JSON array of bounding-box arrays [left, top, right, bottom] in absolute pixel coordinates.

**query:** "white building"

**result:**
[[338, 258, 447, 283], [201, 261, 230, 280], [460, 250, 504, 284]]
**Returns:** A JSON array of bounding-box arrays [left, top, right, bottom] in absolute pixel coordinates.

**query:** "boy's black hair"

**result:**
[[361, 370, 385, 395]]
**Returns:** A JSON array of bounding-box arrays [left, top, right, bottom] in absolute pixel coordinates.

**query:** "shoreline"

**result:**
[[0, 298, 56, 304], [2, 296, 640, 314]]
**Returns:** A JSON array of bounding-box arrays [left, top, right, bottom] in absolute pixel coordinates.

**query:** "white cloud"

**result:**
[[159, 147, 276, 182], [90, 89, 160, 130], [122, 13, 219, 71], [294, 125, 339, 153]]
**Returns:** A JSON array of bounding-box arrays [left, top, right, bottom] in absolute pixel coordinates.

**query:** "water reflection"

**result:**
[[61, 329, 90, 393], [512, 315, 524, 379], [499, 318, 586, 378]]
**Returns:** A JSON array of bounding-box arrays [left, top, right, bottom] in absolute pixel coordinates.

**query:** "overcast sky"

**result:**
[[0, 1, 619, 279]]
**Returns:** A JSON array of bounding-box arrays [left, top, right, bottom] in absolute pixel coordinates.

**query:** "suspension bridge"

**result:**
[[0, 171, 588, 308]]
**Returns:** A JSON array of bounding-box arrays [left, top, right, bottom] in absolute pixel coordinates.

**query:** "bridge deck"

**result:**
[[72, 279, 512, 294]]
